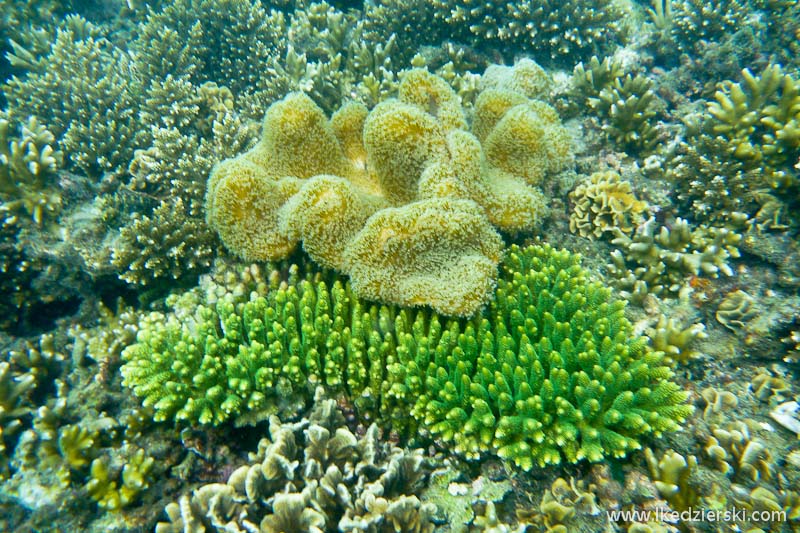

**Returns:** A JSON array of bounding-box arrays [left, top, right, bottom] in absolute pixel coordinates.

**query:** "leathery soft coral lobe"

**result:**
[[205, 63, 572, 316]]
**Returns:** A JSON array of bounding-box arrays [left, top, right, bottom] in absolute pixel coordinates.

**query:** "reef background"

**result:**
[[1, 0, 799, 532]]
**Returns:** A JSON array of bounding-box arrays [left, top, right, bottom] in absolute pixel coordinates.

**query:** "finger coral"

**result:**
[[607, 217, 741, 302], [122, 244, 692, 470], [0, 115, 63, 226], [206, 64, 571, 316]]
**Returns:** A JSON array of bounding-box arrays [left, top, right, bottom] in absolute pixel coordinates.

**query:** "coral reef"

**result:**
[[5, 2, 800, 532], [0, 115, 63, 226], [708, 65, 800, 177], [122, 244, 692, 470], [668, 64, 800, 230], [206, 65, 569, 316], [607, 217, 741, 302], [365, 0, 629, 66], [155, 389, 436, 533]]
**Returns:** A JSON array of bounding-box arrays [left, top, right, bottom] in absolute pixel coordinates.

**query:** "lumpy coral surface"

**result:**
[[205, 66, 571, 316]]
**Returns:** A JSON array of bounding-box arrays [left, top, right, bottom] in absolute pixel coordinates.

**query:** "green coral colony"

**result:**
[[2, 0, 800, 531], [122, 244, 691, 468]]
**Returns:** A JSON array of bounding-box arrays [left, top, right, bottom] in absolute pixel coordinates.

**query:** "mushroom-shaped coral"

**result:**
[[205, 63, 572, 316], [482, 101, 571, 186], [344, 198, 503, 317], [205, 158, 301, 261]]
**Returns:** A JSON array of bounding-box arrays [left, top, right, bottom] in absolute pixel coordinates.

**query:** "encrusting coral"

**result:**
[[122, 244, 692, 470], [715, 289, 758, 331], [206, 63, 570, 316], [155, 389, 436, 533]]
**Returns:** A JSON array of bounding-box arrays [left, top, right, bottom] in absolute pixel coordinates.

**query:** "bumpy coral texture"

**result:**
[[206, 64, 571, 316], [121, 244, 692, 469]]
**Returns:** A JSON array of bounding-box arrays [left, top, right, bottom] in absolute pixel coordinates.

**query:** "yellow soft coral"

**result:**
[[472, 88, 529, 143], [280, 175, 387, 270], [205, 62, 573, 316], [363, 100, 447, 205], [255, 92, 349, 179], [419, 130, 547, 231], [484, 100, 572, 186], [344, 198, 503, 317], [206, 158, 301, 261], [398, 68, 467, 131]]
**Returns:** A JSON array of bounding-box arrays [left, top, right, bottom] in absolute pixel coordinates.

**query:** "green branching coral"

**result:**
[[421, 244, 692, 468], [366, 0, 629, 66], [122, 244, 692, 469]]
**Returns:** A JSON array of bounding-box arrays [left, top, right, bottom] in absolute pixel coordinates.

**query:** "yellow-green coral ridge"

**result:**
[[122, 244, 692, 469]]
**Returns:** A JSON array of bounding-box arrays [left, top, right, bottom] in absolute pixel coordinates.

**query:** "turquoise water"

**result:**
[[1, 1, 799, 531]]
